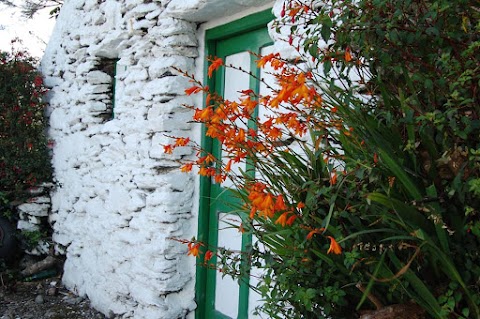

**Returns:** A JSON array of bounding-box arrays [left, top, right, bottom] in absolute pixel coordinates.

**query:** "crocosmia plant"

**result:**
[[166, 1, 480, 318]]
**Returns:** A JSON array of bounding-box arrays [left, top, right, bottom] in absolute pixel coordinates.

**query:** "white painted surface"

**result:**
[[222, 51, 251, 189], [215, 213, 243, 317]]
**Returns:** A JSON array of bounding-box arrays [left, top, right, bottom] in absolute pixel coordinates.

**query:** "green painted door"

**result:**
[[196, 11, 273, 319]]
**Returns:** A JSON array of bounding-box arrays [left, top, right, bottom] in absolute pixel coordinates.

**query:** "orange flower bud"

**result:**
[[327, 236, 342, 255], [185, 86, 203, 95], [330, 171, 338, 185], [208, 57, 223, 78], [204, 250, 214, 262], [345, 47, 352, 62], [286, 214, 297, 226], [275, 212, 289, 227]]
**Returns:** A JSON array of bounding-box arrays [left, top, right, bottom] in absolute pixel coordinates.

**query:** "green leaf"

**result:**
[[388, 251, 445, 318], [425, 184, 450, 254], [367, 193, 433, 233], [426, 27, 439, 36], [320, 17, 333, 42], [340, 228, 401, 243], [426, 243, 480, 318], [323, 59, 332, 75], [377, 148, 422, 200], [356, 251, 387, 310]]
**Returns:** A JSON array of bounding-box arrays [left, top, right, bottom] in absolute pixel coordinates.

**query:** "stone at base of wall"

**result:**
[[16, 184, 53, 256]]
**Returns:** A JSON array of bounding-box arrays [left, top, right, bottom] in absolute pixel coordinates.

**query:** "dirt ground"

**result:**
[[0, 272, 111, 319]]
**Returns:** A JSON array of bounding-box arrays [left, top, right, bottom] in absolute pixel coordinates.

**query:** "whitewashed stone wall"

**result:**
[[41, 0, 277, 318]]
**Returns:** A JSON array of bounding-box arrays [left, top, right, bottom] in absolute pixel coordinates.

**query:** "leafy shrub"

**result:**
[[0, 46, 52, 207], [168, 1, 480, 318]]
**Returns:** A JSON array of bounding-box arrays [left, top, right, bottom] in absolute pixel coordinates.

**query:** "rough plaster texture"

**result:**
[[41, 0, 288, 317]]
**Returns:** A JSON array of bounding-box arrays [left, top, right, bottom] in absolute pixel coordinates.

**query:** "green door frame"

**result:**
[[195, 9, 274, 319]]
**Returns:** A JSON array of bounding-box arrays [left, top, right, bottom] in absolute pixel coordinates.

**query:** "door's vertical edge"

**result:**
[[195, 37, 216, 319]]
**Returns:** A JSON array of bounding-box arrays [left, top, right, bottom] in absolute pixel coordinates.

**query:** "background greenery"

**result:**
[[0, 48, 51, 219]]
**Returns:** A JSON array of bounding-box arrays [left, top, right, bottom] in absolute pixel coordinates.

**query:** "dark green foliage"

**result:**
[[249, 1, 480, 318], [0, 49, 52, 204]]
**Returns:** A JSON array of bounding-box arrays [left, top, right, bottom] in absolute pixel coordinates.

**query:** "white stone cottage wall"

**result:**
[[40, 0, 281, 318]]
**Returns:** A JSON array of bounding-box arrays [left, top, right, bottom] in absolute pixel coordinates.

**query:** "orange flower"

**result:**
[[174, 137, 190, 147], [249, 207, 256, 219], [288, 6, 301, 18], [239, 89, 254, 96], [345, 47, 352, 62], [262, 193, 275, 218], [194, 106, 214, 122], [307, 228, 322, 240], [198, 166, 209, 176], [286, 214, 297, 226], [274, 195, 287, 211], [225, 159, 233, 172], [270, 58, 285, 70], [256, 52, 280, 68], [212, 104, 227, 123], [204, 153, 216, 164], [163, 144, 173, 154], [327, 236, 342, 255], [206, 167, 216, 176], [214, 174, 226, 183], [204, 250, 214, 262], [205, 93, 212, 106], [185, 86, 203, 95], [265, 126, 282, 140], [306, 227, 325, 240], [187, 242, 201, 257], [330, 170, 338, 185], [247, 182, 279, 219], [275, 212, 289, 227], [208, 57, 223, 78], [181, 163, 193, 172], [235, 128, 246, 144], [240, 96, 258, 115]]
